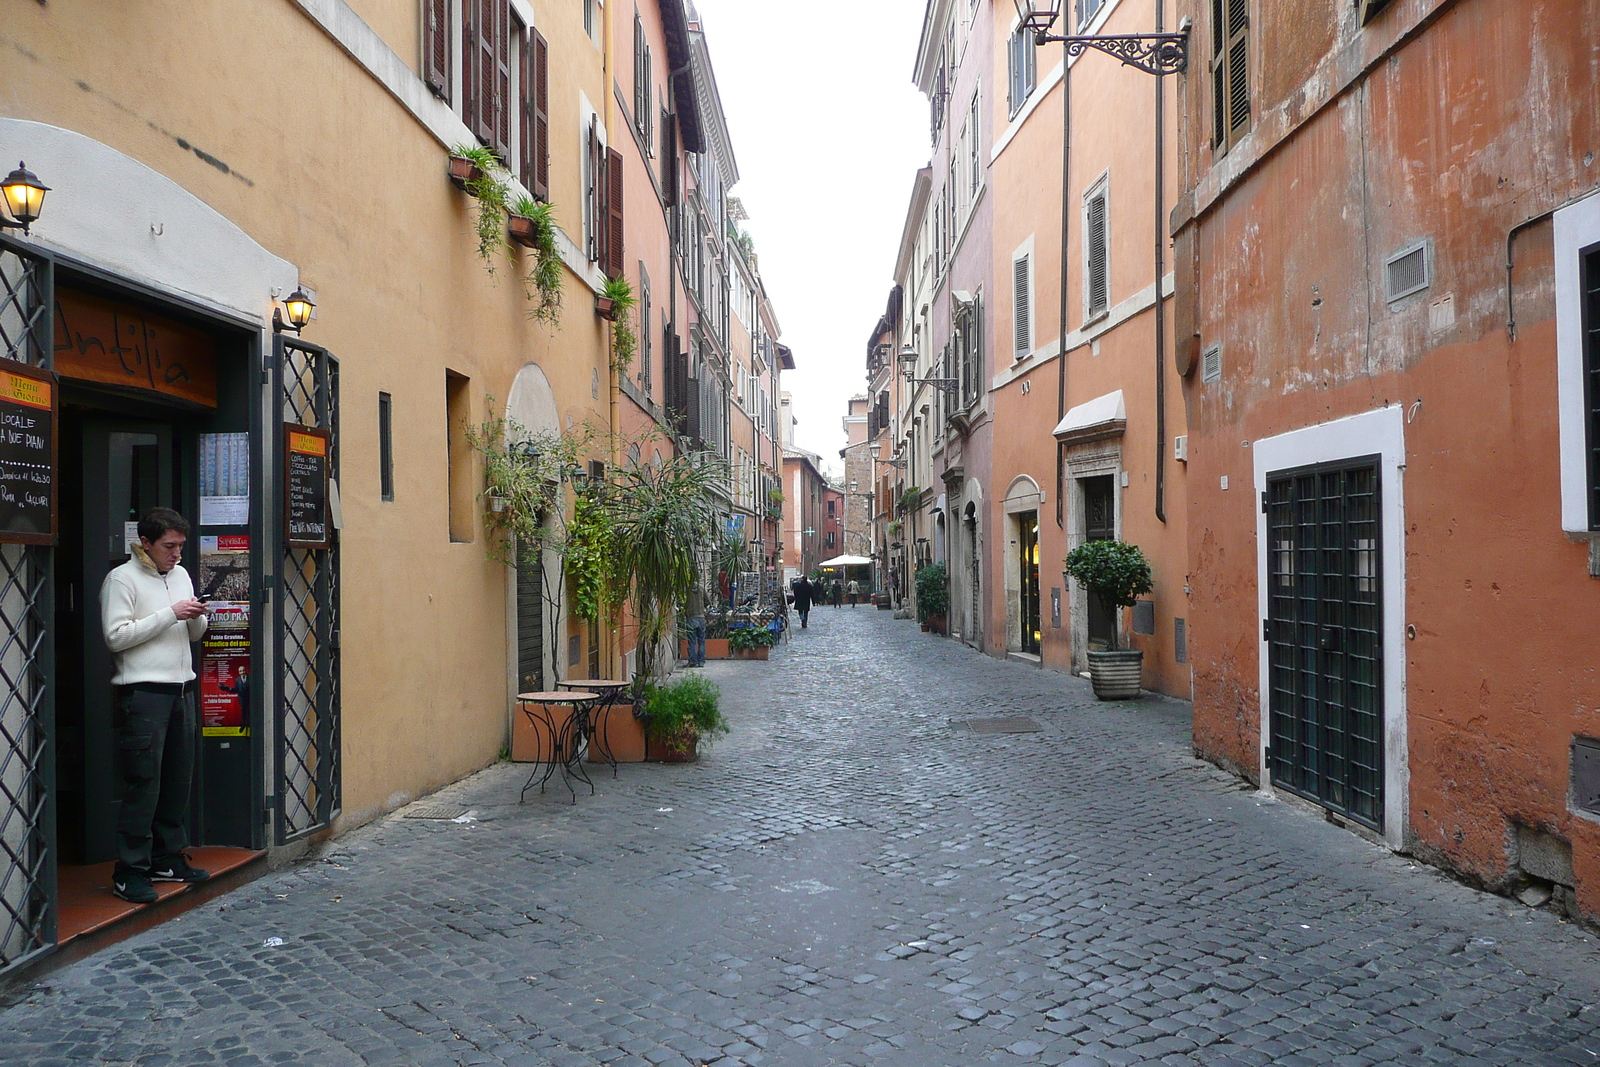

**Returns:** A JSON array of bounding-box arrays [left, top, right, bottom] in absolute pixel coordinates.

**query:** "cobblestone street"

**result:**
[[7, 608, 1600, 1066]]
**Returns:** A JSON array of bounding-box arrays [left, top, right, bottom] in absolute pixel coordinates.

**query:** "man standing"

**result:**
[[847, 578, 861, 607], [684, 581, 707, 668], [102, 508, 211, 904], [791, 576, 813, 629]]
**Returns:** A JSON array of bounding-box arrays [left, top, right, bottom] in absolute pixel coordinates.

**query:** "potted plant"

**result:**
[[599, 275, 638, 374], [1064, 539, 1153, 700], [915, 562, 948, 634], [641, 674, 727, 762], [728, 624, 776, 660], [449, 144, 511, 271], [509, 196, 564, 324]]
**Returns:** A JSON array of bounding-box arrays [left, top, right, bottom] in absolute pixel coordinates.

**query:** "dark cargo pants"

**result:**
[[115, 684, 195, 872]]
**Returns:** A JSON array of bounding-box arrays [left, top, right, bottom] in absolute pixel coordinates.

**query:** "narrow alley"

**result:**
[[5, 611, 1600, 1067]]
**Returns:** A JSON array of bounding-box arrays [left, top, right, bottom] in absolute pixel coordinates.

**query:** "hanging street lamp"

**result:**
[[0, 162, 50, 234], [1010, 0, 1188, 75]]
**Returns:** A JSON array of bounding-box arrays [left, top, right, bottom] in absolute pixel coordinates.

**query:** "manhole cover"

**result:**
[[404, 805, 469, 820], [961, 717, 1043, 734]]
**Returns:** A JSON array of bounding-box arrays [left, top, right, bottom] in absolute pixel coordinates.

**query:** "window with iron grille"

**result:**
[[1084, 179, 1109, 321], [1008, 25, 1035, 118], [1583, 243, 1600, 530], [1212, 0, 1250, 155]]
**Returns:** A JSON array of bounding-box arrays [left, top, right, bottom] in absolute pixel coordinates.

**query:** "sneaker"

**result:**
[[150, 853, 211, 884], [112, 867, 158, 904]]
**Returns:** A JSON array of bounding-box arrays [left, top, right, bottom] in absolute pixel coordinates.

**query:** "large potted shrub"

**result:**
[[915, 562, 948, 634], [728, 624, 776, 660], [641, 675, 728, 762], [1064, 540, 1153, 699]]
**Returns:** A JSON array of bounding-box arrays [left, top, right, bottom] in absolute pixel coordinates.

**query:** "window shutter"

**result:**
[[661, 114, 678, 206], [588, 117, 603, 263], [491, 0, 511, 160], [462, 2, 481, 139], [1087, 193, 1108, 317], [605, 147, 625, 280], [470, 0, 496, 145], [1012, 255, 1031, 357], [424, 0, 450, 100], [522, 26, 550, 199], [1214, 0, 1249, 153], [643, 45, 653, 150], [969, 295, 983, 405]]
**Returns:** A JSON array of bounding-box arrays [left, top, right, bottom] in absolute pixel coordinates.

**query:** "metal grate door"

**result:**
[[1266, 458, 1384, 829], [0, 236, 55, 974], [274, 336, 341, 843]]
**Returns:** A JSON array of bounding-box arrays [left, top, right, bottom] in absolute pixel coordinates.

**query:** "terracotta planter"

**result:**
[[448, 154, 483, 191], [1087, 649, 1144, 700], [507, 213, 542, 248], [678, 638, 730, 660], [731, 646, 769, 660], [926, 614, 947, 635], [588, 703, 646, 763], [595, 295, 617, 320], [511, 701, 575, 762], [647, 734, 699, 763], [920, 623, 930, 632]]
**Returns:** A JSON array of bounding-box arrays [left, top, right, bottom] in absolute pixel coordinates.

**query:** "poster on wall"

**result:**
[[0, 358, 57, 545], [198, 432, 250, 526], [199, 534, 250, 736]]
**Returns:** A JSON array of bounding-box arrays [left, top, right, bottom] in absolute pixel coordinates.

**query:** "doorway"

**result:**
[[1017, 511, 1040, 654], [1081, 475, 1116, 649], [56, 411, 181, 864], [1264, 458, 1384, 830]]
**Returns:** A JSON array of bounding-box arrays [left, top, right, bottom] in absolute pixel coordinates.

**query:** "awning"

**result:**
[[817, 554, 873, 568], [1052, 389, 1127, 445]]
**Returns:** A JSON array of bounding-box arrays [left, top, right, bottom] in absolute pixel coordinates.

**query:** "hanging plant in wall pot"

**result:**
[[447, 153, 483, 191], [594, 295, 616, 319]]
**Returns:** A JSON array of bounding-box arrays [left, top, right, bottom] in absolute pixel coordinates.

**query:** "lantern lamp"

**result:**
[[0, 162, 49, 234], [283, 288, 315, 329], [1012, 0, 1062, 34], [898, 343, 918, 364]]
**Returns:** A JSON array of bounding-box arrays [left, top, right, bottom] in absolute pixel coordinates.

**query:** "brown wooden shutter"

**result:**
[[424, 0, 450, 100], [605, 147, 625, 280], [462, 1, 481, 138], [529, 29, 550, 199], [588, 117, 603, 263], [661, 113, 678, 206], [1212, 0, 1249, 153], [491, 0, 511, 160]]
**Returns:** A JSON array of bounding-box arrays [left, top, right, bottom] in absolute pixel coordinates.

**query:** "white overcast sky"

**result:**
[[692, 0, 932, 478]]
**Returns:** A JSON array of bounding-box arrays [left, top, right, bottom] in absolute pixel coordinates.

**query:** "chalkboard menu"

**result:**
[[284, 424, 331, 548], [0, 358, 58, 545]]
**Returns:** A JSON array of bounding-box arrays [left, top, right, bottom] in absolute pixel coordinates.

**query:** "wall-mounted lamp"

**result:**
[[274, 287, 316, 333], [897, 343, 918, 365], [509, 439, 542, 464], [0, 162, 49, 235]]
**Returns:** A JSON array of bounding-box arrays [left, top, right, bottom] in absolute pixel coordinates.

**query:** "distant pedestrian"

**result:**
[[684, 582, 707, 667], [791, 576, 814, 629], [847, 578, 860, 607], [831, 579, 843, 607]]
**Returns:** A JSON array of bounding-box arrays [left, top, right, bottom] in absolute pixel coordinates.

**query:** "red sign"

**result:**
[[200, 632, 250, 736]]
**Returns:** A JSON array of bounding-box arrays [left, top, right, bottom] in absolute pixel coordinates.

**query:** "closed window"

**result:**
[[379, 392, 394, 502], [633, 11, 653, 152], [520, 19, 550, 200], [1012, 253, 1031, 359], [1007, 25, 1036, 117], [445, 371, 473, 542], [1212, 0, 1250, 155], [1084, 179, 1109, 320], [1076, 0, 1106, 28]]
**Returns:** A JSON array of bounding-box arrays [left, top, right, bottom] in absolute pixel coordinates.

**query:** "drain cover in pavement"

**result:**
[[961, 717, 1043, 734], [404, 805, 469, 820]]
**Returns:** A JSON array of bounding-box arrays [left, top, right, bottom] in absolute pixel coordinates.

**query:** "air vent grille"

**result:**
[[1385, 242, 1431, 302], [1201, 344, 1222, 384]]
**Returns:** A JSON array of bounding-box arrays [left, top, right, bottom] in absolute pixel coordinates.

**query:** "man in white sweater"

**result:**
[[101, 507, 211, 904]]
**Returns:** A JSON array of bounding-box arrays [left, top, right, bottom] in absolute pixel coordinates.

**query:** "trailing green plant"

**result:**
[[511, 195, 564, 325], [899, 485, 923, 511], [464, 402, 595, 566], [641, 674, 727, 748], [602, 275, 638, 375], [728, 625, 776, 651], [888, 519, 904, 539], [451, 144, 511, 271], [915, 562, 949, 623], [1063, 540, 1153, 651], [565, 487, 626, 622]]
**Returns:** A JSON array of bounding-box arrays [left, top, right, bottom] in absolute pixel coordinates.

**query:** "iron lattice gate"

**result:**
[[274, 337, 341, 843], [1266, 458, 1384, 830], [0, 237, 54, 974]]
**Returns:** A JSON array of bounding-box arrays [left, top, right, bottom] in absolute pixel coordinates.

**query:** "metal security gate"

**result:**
[[273, 337, 341, 843], [0, 236, 55, 974], [1265, 458, 1384, 829], [516, 546, 544, 694]]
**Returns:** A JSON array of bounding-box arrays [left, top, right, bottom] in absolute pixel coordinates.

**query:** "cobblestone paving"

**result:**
[[8, 608, 1600, 1066]]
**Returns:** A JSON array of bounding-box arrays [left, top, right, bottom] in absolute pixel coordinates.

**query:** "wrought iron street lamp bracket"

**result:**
[[1034, 31, 1189, 76], [910, 377, 962, 396]]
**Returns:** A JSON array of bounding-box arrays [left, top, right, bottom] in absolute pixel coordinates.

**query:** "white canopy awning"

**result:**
[[1052, 389, 1127, 445], [817, 554, 873, 568]]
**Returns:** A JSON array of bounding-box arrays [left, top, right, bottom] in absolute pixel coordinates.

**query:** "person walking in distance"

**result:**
[[102, 508, 211, 904], [831, 578, 843, 608], [684, 580, 707, 668], [847, 578, 861, 607], [791, 576, 814, 629]]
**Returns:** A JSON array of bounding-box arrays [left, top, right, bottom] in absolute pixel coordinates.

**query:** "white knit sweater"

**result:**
[[100, 545, 208, 685]]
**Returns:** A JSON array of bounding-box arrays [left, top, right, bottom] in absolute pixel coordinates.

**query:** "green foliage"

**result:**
[[899, 485, 922, 511], [641, 675, 728, 747], [1064, 540, 1153, 650], [915, 562, 949, 623], [603, 275, 639, 375], [464, 402, 595, 566], [452, 144, 510, 271], [728, 625, 776, 651], [511, 196, 564, 325], [565, 489, 625, 622]]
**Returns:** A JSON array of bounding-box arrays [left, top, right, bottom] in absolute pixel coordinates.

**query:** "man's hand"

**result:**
[[173, 598, 208, 620]]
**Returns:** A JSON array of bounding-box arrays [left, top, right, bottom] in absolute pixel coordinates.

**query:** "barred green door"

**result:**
[[1265, 458, 1384, 830]]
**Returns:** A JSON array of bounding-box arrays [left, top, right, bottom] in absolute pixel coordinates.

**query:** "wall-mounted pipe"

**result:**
[[1154, 0, 1167, 525], [1056, 46, 1072, 529]]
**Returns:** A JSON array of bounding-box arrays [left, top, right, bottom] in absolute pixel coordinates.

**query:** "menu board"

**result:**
[[284, 424, 331, 548], [0, 358, 57, 545]]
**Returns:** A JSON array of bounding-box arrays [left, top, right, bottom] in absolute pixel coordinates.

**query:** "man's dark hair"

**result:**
[[138, 507, 191, 543]]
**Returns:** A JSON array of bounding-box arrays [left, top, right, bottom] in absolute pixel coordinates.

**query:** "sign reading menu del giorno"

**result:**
[[285, 424, 331, 548], [0, 358, 57, 545]]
